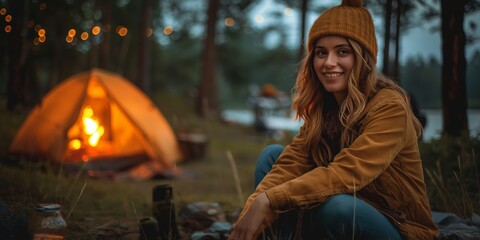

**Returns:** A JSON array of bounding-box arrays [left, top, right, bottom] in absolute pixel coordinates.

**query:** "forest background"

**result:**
[[1, 0, 480, 238], [1, 0, 479, 115]]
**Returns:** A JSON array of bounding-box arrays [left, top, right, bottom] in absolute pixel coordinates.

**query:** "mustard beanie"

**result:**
[[307, 0, 377, 62]]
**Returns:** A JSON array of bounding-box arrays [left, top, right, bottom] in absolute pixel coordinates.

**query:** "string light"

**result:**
[[163, 26, 173, 35], [117, 26, 127, 36], [225, 17, 235, 27], [81, 32, 89, 40], [254, 14, 264, 24], [2, 5, 187, 47], [284, 8, 293, 16], [38, 29, 45, 37], [146, 27, 153, 37], [92, 26, 100, 35], [68, 29, 76, 37]]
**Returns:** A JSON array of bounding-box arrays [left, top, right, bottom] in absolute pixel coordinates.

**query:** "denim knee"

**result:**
[[306, 194, 402, 240], [254, 144, 284, 188], [313, 194, 356, 227]]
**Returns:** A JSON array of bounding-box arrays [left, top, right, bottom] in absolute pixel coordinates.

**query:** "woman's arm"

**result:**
[[228, 192, 273, 240], [266, 97, 409, 211], [232, 126, 314, 233]]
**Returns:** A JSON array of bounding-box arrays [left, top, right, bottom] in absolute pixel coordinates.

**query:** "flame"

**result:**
[[81, 105, 104, 147], [83, 117, 98, 135], [68, 139, 82, 150], [88, 126, 104, 146]]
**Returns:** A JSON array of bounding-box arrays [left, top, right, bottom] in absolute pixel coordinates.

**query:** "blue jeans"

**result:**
[[254, 144, 402, 240]]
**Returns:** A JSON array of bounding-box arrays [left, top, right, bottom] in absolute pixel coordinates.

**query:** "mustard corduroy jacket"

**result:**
[[242, 88, 439, 239]]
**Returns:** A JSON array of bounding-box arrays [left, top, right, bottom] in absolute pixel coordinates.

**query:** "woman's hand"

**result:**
[[228, 192, 273, 240]]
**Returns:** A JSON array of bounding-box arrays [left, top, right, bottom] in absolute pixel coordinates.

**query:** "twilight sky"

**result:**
[[249, 0, 480, 63]]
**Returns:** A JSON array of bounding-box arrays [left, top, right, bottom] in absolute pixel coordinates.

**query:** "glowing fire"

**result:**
[[67, 105, 105, 151], [81, 105, 104, 147], [68, 139, 82, 150]]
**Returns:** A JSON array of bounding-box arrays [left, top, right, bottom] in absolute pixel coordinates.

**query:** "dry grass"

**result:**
[[0, 95, 283, 239], [1, 94, 479, 239], [420, 137, 480, 217]]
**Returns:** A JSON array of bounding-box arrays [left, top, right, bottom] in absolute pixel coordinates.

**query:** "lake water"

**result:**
[[422, 109, 480, 140], [222, 109, 480, 141]]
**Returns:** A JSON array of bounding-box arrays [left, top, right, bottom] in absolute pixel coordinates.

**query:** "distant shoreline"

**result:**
[[222, 109, 480, 142]]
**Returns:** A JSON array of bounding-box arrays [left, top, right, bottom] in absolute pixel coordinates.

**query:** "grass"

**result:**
[[419, 137, 480, 218], [0, 93, 479, 239], [0, 93, 282, 239]]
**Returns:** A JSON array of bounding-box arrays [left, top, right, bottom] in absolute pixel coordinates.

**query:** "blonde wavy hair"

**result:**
[[292, 38, 423, 165]]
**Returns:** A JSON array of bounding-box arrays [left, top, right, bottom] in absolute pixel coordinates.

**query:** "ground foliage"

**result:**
[[420, 136, 480, 218], [0, 94, 479, 239]]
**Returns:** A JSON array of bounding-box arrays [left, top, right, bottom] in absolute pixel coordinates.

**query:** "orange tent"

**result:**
[[10, 68, 183, 179]]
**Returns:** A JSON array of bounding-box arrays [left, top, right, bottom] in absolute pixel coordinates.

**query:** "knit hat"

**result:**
[[307, 0, 377, 62]]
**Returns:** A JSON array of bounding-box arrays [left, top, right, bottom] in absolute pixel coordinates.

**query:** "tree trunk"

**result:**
[[382, 0, 392, 76], [89, 0, 99, 68], [440, 0, 469, 137], [99, 0, 112, 70], [6, 0, 28, 111], [298, 0, 308, 61], [393, 0, 401, 81], [137, 0, 152, 93], [197, 0, 219, 117], [49, 18, 64, 89]]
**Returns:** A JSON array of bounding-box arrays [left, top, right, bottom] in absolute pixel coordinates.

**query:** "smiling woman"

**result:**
[[228, 0, 439, 239]]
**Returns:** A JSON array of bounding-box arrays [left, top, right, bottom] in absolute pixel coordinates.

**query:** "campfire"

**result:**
[[67, 105, 106, 161], [65, 80, 112, 162]]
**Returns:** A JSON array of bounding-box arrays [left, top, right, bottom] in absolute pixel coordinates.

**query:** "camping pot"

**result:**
[[152, 184, 180, 239], [32, 203, 67, 240]]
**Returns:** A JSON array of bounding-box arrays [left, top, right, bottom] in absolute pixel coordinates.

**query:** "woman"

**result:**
[[228, 0, 439, 239]]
